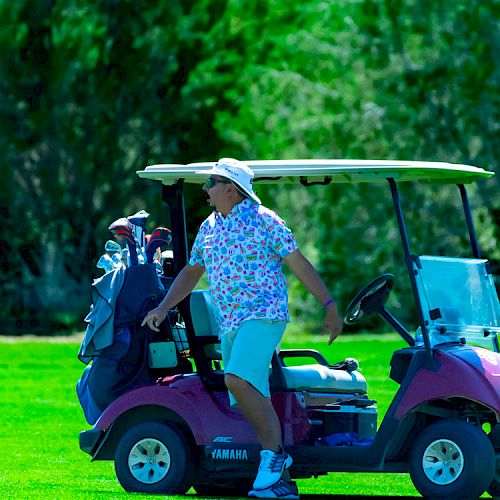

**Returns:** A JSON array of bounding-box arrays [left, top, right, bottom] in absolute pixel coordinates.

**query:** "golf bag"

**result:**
[[77, 264, 172, 424]]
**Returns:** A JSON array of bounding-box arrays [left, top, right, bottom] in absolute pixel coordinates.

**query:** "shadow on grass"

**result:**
[[189, 496, 421, 499], [299, 496, 421, 499]]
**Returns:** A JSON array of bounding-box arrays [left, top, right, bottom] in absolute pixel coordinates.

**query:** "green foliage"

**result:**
[[182, 0, 500, 328], [0, 0, 224, 331], [0, 0, 498, 331]]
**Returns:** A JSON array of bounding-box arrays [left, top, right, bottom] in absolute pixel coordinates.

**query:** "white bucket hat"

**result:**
[[196, 158, 261, 204]]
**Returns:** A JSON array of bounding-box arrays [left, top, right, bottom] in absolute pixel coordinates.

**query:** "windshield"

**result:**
[[413, 256, 500, 351]]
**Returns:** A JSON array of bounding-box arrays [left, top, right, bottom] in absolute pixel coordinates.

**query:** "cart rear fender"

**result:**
[[93, 374, 257, 446], [94, 379, 204, 441]]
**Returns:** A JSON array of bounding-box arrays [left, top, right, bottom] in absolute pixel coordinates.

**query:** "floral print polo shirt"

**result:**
[[189, 198, 298, 336]]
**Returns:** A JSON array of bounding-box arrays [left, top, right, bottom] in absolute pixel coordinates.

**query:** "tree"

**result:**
[[1, 0, 498, 333], [182, 0, 500, 329], [0, 0, 225, 331]]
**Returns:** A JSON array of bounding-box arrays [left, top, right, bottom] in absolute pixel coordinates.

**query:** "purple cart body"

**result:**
[[95, 374, 311, 446]]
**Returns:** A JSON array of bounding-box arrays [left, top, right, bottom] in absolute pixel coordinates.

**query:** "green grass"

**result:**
[[0, 333, 491, 498]]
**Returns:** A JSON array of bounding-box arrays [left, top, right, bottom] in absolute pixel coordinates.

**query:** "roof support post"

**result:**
[[162, 181, 189, 276], [388, 178, 432, 356], [458, 184, 481, 259], [161, 181, 213, 375]]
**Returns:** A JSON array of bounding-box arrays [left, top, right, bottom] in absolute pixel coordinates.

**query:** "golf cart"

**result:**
[[79, 160, 500, 499]]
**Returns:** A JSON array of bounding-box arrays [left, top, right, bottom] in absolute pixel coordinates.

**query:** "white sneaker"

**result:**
[[248, 479, 300, 499], [252, 449, 293, 491]]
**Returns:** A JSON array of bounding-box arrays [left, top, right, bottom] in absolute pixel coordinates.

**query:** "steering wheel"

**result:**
[[344, 274, 394, 325]]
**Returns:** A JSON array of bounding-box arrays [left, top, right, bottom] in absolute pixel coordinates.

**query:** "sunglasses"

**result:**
[[204, 176, 232, 189]]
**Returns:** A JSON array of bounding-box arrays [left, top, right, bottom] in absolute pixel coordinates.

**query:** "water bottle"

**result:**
[[415, 327, 424, 346]]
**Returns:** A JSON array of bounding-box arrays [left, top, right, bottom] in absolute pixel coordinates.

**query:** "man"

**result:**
[[142, 158, 342, 499]]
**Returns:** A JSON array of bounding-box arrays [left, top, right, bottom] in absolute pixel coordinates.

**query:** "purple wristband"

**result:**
[[323, 298, 335, 308]]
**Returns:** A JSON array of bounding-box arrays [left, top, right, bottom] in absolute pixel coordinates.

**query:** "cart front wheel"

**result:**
[[409, 420, 495, 499], [114, 421, 192, 494]]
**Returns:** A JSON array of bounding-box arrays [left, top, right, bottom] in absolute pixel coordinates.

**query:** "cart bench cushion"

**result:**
[[281, 364, 366, 393], [190, 290, 367, 394]]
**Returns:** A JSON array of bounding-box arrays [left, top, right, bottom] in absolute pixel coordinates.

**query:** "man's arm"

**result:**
[[141, 264, 206, 332], [283, 249, 343, 344]]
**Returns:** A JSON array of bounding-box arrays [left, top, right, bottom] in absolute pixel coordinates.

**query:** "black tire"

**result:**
[[193, 478, 254, 497], [487, 474, 500, 497], [409, 420, 495, 499], [114, 421, 192, 494]]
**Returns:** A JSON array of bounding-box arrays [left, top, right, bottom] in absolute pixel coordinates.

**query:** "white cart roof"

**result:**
[[137, 159, 494, 185]]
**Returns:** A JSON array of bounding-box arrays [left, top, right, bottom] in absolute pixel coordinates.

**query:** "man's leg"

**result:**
[[225, 373, 282, 451], [222, 320, 293, 491], [225, 374, 292, 486]]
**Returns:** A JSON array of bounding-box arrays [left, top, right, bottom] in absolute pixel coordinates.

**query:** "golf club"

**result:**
[[96, 254, 114, 273], [145, 227, 172, 263], [104, 240, 123, 255], [127, 210, 149, 262], [108, 218, 139, 266], [105, 240, 123, 269], [121, 248, 129, 267], [110, 252, 123, 268]]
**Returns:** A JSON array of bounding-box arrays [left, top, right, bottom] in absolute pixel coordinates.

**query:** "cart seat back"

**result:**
[[190, 290, 368, 393], [190, 290, 222, 360]]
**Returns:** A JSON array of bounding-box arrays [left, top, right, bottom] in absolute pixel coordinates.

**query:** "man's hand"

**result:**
[[140, 263, 206, 333], [323, 302, 343, 345], [141, 306, 168, 333]]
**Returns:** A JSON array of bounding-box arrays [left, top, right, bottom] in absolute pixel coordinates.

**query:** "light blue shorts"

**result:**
[[221, 318, 286, 406]]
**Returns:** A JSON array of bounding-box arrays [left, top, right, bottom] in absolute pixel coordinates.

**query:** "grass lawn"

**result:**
[[0, 333, 492, 499]]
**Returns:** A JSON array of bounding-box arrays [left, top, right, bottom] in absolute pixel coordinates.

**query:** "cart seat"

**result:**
[[281, 364, 366, 393], [190, 290, 367, 394]]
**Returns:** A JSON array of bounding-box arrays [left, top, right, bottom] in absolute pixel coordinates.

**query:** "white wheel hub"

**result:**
[[128, 438, 171, 484], [422, 438, 464, 485]]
